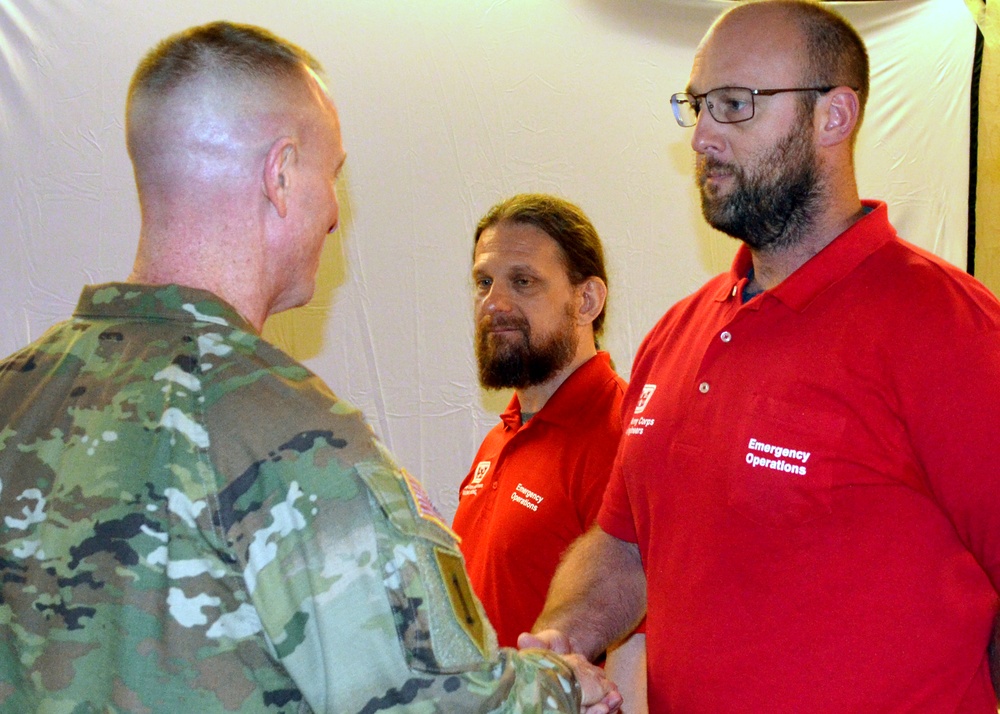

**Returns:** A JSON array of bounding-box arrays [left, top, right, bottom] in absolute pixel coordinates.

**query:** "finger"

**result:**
[[566, 656, 617, 706], [583, 698, 621, 714], [602, 690, 623, 713], [517, 628, 572, 654], [517, 632, 548, 650]]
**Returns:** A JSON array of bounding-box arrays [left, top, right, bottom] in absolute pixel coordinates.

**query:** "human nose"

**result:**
[[479, 282, 512, 314], [691, 109, 725, 156]]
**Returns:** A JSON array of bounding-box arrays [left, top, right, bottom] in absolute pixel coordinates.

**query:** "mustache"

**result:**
[[479, 315, 530, 333], [698, 156, 735, 175]]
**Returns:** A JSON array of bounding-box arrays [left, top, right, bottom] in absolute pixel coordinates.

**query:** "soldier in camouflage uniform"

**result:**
[[0, 21, 620, 714]]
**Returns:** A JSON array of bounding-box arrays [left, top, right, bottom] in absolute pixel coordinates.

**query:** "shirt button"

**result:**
[[699, 382, 710, 394], [492, 481, 498, 490], [720, 331, 732, 343]]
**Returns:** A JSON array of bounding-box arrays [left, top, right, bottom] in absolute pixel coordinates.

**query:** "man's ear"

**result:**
[[577, 276, 608, 326], [815, 86, 860, 148], [263, 138, 296, 218]]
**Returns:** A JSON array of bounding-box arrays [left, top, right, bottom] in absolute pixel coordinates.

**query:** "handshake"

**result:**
[[518, 629, 624, 714]]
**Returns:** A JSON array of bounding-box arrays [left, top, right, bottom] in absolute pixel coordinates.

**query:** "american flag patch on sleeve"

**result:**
[[401, 468, 461, 542]]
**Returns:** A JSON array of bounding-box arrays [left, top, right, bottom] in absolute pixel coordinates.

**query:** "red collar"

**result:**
[[499, 351, 617, 430], [715, 200, 896, 312]]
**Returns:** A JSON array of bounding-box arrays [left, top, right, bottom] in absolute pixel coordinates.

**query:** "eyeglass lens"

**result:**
[[671, 88, 755, 127]]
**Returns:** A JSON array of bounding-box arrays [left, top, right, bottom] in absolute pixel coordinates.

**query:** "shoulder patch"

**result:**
[[434, 546, 488, 657]]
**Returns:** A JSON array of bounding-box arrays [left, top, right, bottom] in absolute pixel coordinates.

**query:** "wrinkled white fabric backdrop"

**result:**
[[0, 0, 974, 520]]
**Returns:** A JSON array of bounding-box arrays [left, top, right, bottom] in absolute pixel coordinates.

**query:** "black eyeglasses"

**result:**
[[670, 86, 836, 127]]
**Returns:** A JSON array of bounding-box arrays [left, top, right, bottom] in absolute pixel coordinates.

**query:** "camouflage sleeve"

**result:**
[[214, 404, 582, 713]]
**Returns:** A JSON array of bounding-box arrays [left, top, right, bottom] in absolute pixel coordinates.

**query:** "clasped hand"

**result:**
[[519, 630, 623, 714]]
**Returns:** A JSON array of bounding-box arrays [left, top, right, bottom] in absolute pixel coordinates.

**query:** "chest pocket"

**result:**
[[728, 397, 846, 528], [356, 457, 497, 673]]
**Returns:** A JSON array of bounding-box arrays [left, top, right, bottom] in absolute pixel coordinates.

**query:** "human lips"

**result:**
[[490, 323, 521, 332], [482, 317, 528, 337], [698, 159, 734, 193]]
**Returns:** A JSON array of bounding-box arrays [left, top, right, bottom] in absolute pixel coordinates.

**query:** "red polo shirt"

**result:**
[[600, 202, 1000, 712], [454, 352, 626, 647]]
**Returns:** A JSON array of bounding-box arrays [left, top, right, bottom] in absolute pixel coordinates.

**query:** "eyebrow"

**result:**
[[472, 261, 542, 276]]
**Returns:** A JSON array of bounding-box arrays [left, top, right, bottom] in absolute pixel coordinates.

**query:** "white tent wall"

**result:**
[[0, 0, 975, 521]]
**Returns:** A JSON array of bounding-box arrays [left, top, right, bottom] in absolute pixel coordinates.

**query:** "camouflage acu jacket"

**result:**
[[0, 283, 581, 713]]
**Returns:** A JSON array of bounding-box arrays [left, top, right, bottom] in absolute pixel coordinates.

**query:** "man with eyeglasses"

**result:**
[[521, 0, 1000, 711]]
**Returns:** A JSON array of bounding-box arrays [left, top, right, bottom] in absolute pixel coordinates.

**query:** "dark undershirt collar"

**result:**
[[742, 267, 764, 303]]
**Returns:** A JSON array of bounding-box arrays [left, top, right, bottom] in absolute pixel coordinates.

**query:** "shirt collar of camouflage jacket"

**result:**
[[74, 283, 257, 334]]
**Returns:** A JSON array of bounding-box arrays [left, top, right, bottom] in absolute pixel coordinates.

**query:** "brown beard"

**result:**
[[697, 108, 824, 251], [476, 303, 578, 390]]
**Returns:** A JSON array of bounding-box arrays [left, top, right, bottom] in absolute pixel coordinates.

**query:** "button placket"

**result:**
[[698, 313, 742, 397]]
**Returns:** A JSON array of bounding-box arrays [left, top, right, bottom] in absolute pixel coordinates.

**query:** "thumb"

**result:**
[[517, 628, 572, 654]]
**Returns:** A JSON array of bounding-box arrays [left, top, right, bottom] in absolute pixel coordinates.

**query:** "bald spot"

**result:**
[[692, 2, 809, 93]]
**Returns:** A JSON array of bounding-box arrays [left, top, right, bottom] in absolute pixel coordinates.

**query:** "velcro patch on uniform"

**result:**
[[434, 547, 488, 657], [402, 468, 460, 542]]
